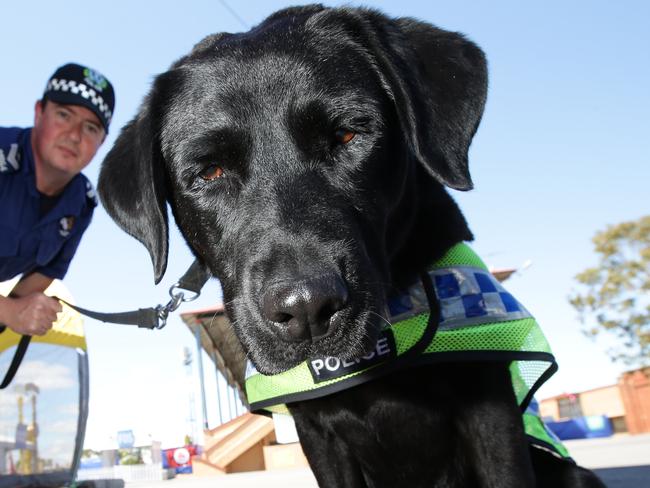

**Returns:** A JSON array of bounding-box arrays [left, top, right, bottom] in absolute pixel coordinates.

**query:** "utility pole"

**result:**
[[182, 347, 197, 445]]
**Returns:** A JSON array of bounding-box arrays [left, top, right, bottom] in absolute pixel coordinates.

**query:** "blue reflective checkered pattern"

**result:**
[[431, 267, 531, 330]]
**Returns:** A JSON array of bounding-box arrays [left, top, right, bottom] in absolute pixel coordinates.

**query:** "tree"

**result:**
[[119, 448, 143, 465], [569, 215, 650, 366]]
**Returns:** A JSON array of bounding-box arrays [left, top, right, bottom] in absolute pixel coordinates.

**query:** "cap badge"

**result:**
[[83, 68, 108, 92]]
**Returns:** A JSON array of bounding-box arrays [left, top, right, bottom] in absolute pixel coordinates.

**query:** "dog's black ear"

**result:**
[[397, 18, 487, 190], [371, 15, 488, 190], [98, 92, 169, 284]]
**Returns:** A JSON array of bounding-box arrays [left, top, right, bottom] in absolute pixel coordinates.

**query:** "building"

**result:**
[[540, 367, 650, 435], [180, 307, 308, 475]]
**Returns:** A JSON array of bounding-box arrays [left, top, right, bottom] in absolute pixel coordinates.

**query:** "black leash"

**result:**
[[0, 333, 31, 389], [59, 259, 211, 330], [0, 260, 210, 389]]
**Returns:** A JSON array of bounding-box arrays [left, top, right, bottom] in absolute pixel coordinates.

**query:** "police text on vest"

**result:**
[[307, 330, 396, 383]]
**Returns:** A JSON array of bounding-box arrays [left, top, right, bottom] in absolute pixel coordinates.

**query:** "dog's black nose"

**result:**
[[262, 274, 348, 342]]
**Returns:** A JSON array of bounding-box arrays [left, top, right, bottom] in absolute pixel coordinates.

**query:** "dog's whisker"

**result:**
[[206, 310, 221, 329], [368, 310, 393, 328]]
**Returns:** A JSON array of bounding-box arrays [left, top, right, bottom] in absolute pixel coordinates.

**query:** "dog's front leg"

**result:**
[[290, 403, 368, 488], [456, 362, 536, 488]]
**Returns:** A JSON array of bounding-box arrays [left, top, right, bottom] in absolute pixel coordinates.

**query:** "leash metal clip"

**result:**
[[155, 282, 202, 329]]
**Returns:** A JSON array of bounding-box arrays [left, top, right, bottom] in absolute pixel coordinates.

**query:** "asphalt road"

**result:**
[[594, 466, 650, 488], [565, 434, 650, 488], [122, 433, 650, 488]]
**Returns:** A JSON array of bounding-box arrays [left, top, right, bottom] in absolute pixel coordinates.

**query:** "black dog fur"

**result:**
[[98, 5, 606, 487]]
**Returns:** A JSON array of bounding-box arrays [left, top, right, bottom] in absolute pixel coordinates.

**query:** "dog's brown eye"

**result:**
[[335, 129, 356, 144], [201, 164, 225, 180]]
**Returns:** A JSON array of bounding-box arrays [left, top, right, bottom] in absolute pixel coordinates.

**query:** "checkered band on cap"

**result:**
[[47, 78, 113, 125]]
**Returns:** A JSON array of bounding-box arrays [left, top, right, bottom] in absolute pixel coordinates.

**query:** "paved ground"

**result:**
[[123, 433, 650, 488], [127, 469, 317, 488], [565, 433, 650, 488]]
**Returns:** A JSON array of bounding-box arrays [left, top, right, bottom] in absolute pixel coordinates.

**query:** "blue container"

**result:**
[[546, 415, 613, 440]]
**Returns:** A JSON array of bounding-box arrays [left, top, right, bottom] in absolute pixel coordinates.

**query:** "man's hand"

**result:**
[[0, 293, 62, 336], [0, 272, 59, 336]]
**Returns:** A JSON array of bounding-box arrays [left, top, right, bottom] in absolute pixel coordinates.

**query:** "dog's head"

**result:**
[[98, 5, 487, 374]]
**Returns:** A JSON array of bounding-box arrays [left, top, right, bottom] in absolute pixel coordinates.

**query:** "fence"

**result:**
[[76, 463, 175, 483]]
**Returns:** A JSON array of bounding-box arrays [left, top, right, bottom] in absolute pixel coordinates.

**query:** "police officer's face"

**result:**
[[32, 100, 105, 177]]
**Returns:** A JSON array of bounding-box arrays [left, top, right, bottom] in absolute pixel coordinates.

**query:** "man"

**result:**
[[0, 63, 114, 336]]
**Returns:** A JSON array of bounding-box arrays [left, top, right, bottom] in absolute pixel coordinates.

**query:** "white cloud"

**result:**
[[56, 402, 79, 416], [10, 360, 75, 390], [38, 438, 75, 467], [46, 419, 78, 435], [83, 369, 200, 450]]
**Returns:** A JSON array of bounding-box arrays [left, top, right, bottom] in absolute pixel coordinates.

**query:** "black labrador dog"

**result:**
[[98, 5, 605, 487]]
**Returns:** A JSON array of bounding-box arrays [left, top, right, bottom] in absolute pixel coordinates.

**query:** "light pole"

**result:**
[[182, 347, 197, 445]]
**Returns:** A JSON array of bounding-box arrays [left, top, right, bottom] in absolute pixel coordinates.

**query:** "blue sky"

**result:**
[[2, 1, 649, 449]]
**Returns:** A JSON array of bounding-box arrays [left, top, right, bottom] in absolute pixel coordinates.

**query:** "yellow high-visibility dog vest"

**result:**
[[245, 243, 570, 459]]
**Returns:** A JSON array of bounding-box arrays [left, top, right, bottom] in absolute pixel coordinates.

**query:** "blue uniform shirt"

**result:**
[[0, 126, 97, 281]]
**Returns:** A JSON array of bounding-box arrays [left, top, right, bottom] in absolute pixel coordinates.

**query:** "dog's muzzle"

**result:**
[[261, 273, 349, 342]]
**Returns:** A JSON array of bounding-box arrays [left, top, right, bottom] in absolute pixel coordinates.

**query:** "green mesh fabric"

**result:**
[[391, 314, 428, 354], [426, 318, 550, 354], [523, 412, 571, 458], [431, 243, 488, 270], [510, 359, 552, 404], [247, 361, 320, 405]]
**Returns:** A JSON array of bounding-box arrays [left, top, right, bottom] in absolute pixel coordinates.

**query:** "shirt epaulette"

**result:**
[[0, 127, 24, 174], [83, 177, 98, 208]]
